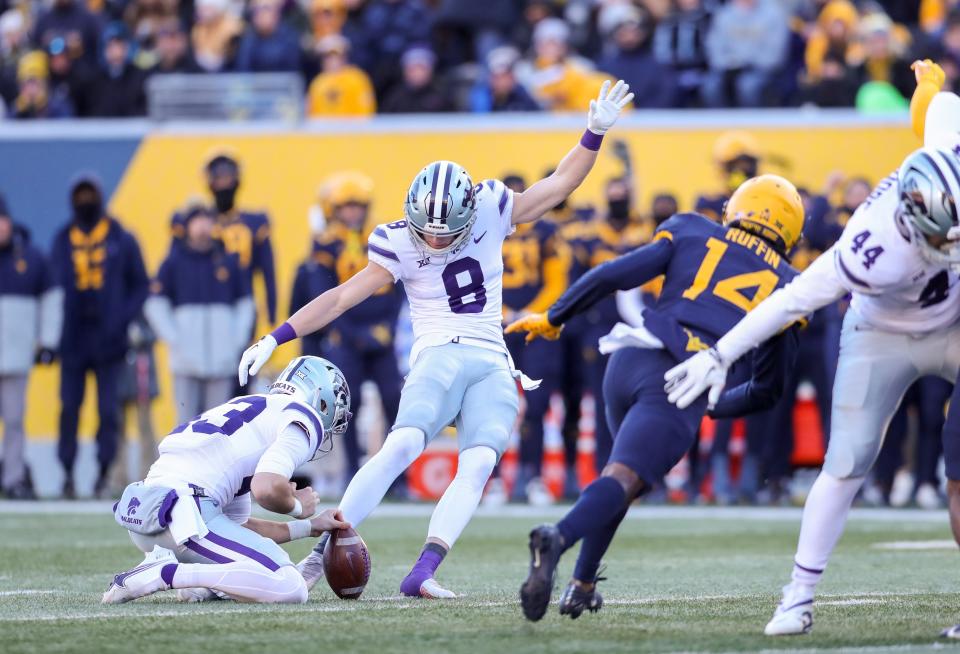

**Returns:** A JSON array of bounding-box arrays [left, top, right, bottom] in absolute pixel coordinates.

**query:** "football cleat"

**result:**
[[296, 533, 329, 592], [916, 483, 942, 509], [558, 576, 605, 619], [417, 578, 457, 599], [764, 585, 814, 636], [941, 624, 960, 639], [176, 588, 223, 603], [102, 546, 176, 604], [526, 477, 555, 507], [482, 478, 508, 507], [520, 524, 563, 622]]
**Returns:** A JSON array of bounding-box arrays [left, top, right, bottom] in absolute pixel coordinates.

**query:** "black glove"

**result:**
[[35, 348, 57, 365]]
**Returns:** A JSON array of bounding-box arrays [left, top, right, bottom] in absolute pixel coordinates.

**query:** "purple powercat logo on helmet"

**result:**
[[127, 497, 141, 516]]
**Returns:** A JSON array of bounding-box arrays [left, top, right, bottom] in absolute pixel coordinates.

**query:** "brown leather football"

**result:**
[[322, 527, 371, 599]]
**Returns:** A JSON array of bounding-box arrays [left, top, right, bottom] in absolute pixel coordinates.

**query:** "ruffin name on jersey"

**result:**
[[725, 227, 783, 268]]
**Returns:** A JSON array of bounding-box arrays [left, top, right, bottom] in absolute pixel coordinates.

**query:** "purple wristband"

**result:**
[[270, 322, 297, 345], [580, 129, 604, 151]]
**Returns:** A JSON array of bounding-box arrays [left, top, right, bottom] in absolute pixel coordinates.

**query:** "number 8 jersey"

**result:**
[[367, 179, 515, 366], [831, 172, 960, 333]]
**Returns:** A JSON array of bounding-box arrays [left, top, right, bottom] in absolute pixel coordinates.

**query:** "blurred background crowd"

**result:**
[[2, 0, 960, 119], [0, 124, 948, 513]]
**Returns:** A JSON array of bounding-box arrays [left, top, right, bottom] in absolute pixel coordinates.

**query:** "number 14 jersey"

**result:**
[[367, 179, 515, 366]]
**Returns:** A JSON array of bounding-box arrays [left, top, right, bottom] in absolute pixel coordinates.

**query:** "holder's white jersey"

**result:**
[[367, 179, 515, 365], [145, 394, 325, 508]]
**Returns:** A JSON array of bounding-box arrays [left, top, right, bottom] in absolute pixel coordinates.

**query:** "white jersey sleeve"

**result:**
[[479, 179, 515, 238], [925, 92, 960, 152], [367, 225, 403, 281], [716, 252, 847, 363], [830, 173, 960, 332], [255, 423, 314, 478]]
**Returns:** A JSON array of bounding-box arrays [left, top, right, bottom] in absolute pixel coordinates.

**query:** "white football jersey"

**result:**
[[832, 172, 960, 333], [145, 394, 325, 508], [367, 179, 515, 365]]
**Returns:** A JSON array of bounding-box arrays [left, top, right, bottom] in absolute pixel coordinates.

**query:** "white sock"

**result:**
[[339, 427, 425, 526], [172, 562, 307, 604], [427, 446, 497, 548], [790, 471, 865, 598]]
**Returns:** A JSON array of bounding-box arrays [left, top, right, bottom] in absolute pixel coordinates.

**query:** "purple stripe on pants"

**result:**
[[204, 532, 281, 571], [184, 538, 234, 564]]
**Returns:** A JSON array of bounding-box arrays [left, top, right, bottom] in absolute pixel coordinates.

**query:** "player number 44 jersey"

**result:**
[[366, 179, 515, 365], [145, 394, 326, 508], [832, 172, 960, 333]]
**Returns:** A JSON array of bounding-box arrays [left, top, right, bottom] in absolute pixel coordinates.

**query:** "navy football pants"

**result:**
[[602, 348, 707, 487]]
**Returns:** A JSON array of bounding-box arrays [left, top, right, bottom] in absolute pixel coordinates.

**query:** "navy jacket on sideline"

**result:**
[[0, 229, 62, 374], [50, 217, 149, 364], [145, 245, 254, 378]]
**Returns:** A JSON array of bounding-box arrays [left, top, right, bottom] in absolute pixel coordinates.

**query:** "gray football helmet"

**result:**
[[898, 146, 960, 266], [404, 160, 478, 255], [270, 356, 352, 456]]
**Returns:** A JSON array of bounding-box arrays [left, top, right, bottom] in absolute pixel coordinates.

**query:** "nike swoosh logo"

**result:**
[[474, 231, 487, 244]]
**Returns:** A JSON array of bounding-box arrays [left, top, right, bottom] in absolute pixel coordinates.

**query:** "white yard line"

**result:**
[[0, 590, 931, 622], [703, 646, 947, 654], [0, 590, 60, 597], [816, 598, 886, 606], [872, 540, 958, 550], [0, 501, 950, 523]]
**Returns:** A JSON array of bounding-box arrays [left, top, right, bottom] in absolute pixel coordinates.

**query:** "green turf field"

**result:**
[[2, 505, 960, 654]]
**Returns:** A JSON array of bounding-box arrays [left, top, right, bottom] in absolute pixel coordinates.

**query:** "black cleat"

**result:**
[[558, 577, 605, 619], [520, 524, 563, 622]]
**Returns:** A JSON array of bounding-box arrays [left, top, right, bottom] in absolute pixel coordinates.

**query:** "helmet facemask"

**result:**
[[898, 148, 960, 268], [404, 161, 478, 258], [269, 356, 353, 460], [405, 209, 478, 257]]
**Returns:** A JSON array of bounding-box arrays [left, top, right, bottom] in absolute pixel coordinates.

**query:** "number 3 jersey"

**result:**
[[831, 172, 960, 333], [367, 179, 515, 366], [145, 394, 326, 508]]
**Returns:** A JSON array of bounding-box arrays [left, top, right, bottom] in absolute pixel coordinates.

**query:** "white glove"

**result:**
[[663, 348, 728, 410], [587, 79, 634, 135], [597, 321, 664, 355], [238, 334, 277, 386]]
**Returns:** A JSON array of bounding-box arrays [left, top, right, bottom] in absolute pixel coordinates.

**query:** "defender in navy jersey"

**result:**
[[507, 174, 805, 621]]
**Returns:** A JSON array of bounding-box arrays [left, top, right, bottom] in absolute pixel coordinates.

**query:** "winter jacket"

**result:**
[[50, 216, 149, 364], [0, 231, 62, 374], [145, 245, 253, 378]]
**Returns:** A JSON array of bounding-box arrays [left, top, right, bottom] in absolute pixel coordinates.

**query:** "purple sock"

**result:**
[[160, 563, 178, 587], [400, 545, 445, 596]]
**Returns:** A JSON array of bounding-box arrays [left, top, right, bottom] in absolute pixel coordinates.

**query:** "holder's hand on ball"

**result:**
[[311, 509, 350, 537]]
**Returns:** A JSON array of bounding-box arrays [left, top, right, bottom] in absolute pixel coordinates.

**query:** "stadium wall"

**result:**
[[0, 112, 917, 441]]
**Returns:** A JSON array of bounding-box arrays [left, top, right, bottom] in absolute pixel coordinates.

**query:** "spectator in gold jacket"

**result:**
[[307, 34, 376, 117]]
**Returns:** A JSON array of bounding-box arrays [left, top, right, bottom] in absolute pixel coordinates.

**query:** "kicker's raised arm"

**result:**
[[511, 80, 634, 225]]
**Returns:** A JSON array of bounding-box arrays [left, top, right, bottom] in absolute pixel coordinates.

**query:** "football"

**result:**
[[322, 527, 372, 600]]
